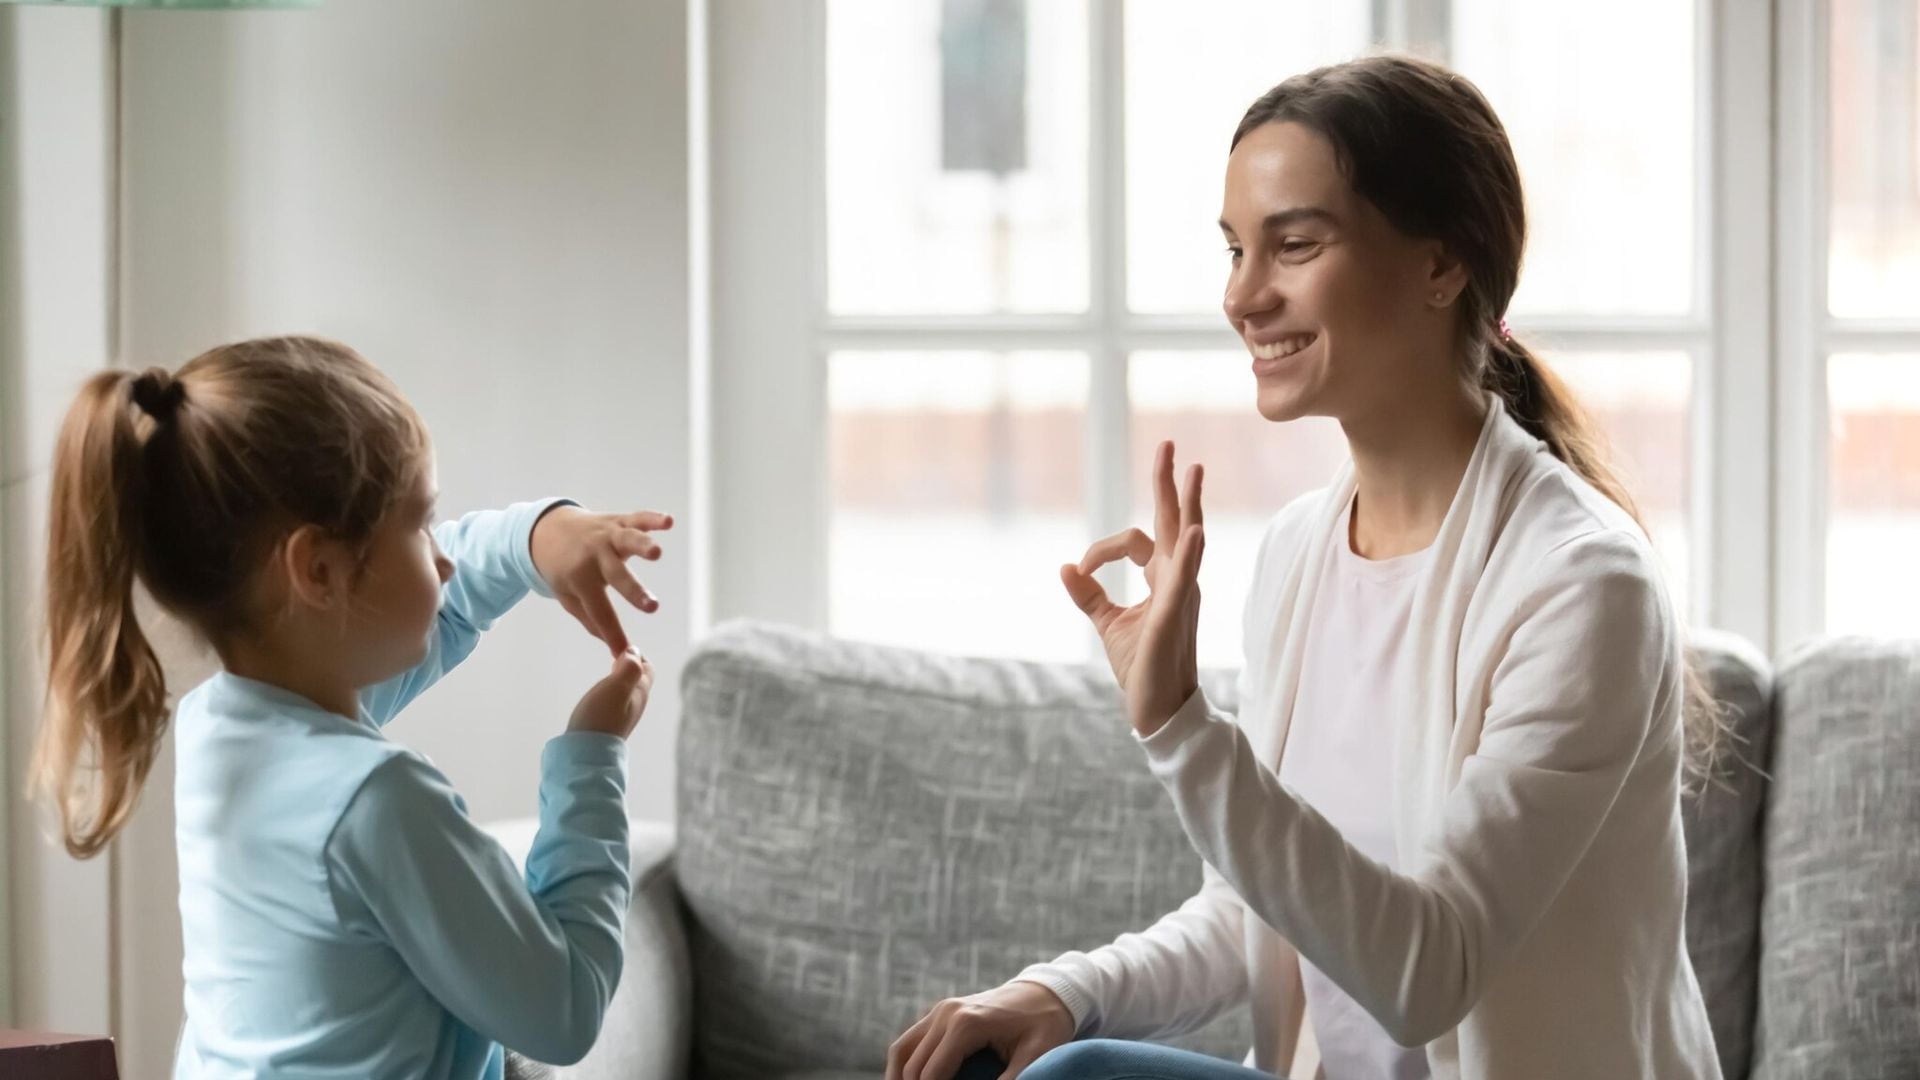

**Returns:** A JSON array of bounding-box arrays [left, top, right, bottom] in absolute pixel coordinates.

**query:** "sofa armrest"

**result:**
[[485, 817, 692, 1080]]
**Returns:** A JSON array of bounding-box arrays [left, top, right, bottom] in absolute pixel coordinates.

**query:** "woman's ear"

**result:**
[[280, 524, 350, 612], [1423, 241, 1472, 307]]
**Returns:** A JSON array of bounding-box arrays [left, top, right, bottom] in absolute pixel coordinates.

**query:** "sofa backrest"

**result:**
[[1680, 630, 1776, 1080], [674, 621, 1914, 1080], [675, 621, 1253, 1079], [1750, 638, 1920, 1080]]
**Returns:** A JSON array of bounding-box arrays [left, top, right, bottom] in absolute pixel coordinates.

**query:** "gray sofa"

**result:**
[[495, 620, 1919, 1080]]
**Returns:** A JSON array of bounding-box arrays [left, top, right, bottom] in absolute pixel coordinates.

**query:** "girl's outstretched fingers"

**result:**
[[601, 555, 659, 614]]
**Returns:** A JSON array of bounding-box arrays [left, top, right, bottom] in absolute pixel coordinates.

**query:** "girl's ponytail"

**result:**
[[30, 368, 180, 858]]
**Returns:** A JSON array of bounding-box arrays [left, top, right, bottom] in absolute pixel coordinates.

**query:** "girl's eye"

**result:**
[[1225, 246, 1243, 261], [1281, 239, 1318, 255]]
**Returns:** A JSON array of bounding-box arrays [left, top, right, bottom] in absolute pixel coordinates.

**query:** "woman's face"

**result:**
[[1219, 121, 1460, 425]]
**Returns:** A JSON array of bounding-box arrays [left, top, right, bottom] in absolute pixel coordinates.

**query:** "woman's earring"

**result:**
[[1432, 291, 1446, 305]]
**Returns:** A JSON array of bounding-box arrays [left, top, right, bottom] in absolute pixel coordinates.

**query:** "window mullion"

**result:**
[[1088, 0, 1131, 621], [1377, 0, 1453, 59], [1701, 0, 1778, 648], [1774, 0, 1830, 651], [1825, 325, 1920, 352], [710, 0, 830, 629]]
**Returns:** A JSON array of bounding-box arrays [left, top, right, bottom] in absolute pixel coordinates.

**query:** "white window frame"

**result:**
[[701, 0, 1852, 659], [1774, 0, 1920, 647]]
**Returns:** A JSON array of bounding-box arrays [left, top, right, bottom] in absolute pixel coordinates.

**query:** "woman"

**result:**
[[887, 55, 1723, 1080]]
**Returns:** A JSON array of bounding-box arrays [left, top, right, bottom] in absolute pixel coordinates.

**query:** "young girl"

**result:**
[[30, 335, 673, 1078], [891, 55, 1724, 1080]]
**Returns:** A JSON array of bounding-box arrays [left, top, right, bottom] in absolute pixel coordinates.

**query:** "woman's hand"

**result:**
[[887, 981, 1075, 1080], [1061, 441, 1204, 738], [530, 505, 674, 655]]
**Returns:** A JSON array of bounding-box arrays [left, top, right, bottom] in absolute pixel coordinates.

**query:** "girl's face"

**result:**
[[344, 460, 453, 687], [1219, 121, 1461, 425]]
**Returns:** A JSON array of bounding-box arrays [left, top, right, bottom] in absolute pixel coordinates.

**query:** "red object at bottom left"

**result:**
[[0, 1030, 119, 1079]]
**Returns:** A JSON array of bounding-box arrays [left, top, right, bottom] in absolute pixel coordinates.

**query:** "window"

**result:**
[[828, 350, 1091, 661], [1122, 3, 1369, 315], [1820, 0, 1920, 636], [708, 0, 1920, 662], [821, 0, 1386, 664], [826, 0, 1089, 314], [1447, 0, 1702, 623]]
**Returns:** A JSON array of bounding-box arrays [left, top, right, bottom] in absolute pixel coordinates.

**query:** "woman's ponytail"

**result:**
[[1481, 333, 1645, 525], [1482, 332, 1730, 789]]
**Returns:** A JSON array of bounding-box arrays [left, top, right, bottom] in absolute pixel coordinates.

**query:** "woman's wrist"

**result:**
[[1130, 678, 1199, 739]]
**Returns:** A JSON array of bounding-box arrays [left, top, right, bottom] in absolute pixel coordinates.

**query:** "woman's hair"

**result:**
[[1234, 54, 1729, 786], [30, 335, 431, 858]]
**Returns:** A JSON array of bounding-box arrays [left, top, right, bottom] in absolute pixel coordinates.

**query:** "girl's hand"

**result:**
[[531, 505, 674, 655], [567, 648, 653, 739], [1060, 441, 1204, 738]]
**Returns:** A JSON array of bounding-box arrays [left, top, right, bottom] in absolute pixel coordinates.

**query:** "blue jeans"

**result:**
[[954, 1041, 1282, 1080]]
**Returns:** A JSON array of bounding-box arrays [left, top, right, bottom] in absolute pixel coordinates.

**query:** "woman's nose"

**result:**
[[1224, 268, 1279, 324]]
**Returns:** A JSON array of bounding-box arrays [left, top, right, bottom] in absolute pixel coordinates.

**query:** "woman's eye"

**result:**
[[1225, 246, 1243, 261], [1281, 239, 1318, 256]]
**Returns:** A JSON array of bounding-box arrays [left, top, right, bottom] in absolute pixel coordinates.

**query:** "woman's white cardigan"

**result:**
[[1017, 399, 1722, 1079]]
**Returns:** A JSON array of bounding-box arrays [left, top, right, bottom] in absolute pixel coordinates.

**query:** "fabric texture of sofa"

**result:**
[[496, 620, 1918, 1080]]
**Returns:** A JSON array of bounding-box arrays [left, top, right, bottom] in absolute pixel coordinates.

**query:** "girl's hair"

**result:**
[[30, 336, 431, 858], [1234, 55, 1729, 786]]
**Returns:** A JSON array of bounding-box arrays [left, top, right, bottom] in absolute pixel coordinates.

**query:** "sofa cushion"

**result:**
[[675, 621, 1252, 1080], [1752, 637, 1920, 1080], [1679, 630, 1776, 1080]]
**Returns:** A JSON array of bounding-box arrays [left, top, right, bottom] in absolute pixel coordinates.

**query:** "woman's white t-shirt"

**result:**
[[1279, 496, 1433, 1080]]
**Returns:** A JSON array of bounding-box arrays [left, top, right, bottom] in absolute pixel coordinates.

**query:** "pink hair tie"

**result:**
[[1497, 317, 1513, 341]]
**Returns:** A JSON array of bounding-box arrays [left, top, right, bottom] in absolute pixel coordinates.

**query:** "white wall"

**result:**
[[4, 4, 692, 1076], [0, 3, 118, 1041], [119, 0, 693, 819]]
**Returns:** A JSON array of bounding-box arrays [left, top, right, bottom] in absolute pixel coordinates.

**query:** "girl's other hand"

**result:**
[[532, 505, 674, 655]]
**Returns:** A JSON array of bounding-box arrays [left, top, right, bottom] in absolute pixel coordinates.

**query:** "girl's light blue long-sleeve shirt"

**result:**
[[171, 499, 631, 1079]]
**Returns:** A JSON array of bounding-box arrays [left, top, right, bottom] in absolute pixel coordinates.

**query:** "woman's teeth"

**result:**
[[1251, 334, 1316, 361]]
